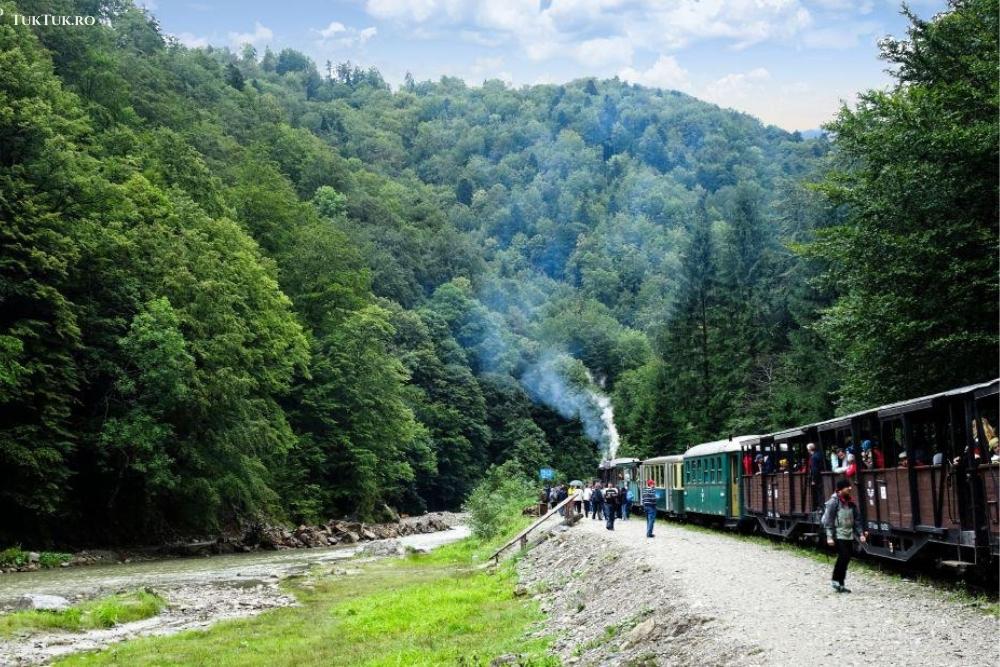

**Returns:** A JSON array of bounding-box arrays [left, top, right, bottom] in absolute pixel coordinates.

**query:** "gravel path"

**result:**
[[576, 515, 998, 665]]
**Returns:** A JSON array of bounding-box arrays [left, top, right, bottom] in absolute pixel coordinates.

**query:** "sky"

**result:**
[[147, 0, 949, 132]]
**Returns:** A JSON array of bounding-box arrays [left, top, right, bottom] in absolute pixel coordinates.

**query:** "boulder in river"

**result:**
[[14, 594, 71, 612], [358, 539, 405, 557]]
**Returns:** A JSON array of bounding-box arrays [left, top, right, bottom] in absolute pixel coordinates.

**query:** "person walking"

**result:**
[[602, 484, 619, 530], [641, 479, 658, 538], [822, 479, 868, 593], [620, 484, 631, 519], [590, 483, 604, 520], [582, 483, 593, 517]]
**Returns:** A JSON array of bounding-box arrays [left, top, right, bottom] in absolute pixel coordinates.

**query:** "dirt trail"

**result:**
[[518, 514, 998, 666]]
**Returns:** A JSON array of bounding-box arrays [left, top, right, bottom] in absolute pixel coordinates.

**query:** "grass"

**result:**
[[0, 546, 72, 569], [55, 517, 558, 666], [0, 591, 166, 637]]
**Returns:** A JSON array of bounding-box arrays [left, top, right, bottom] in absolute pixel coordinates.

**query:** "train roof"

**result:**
[[684, 435, 760, 457], [812, 378, 999, 431], [643, 455, 683, 464], [609, 457, 640, 467]]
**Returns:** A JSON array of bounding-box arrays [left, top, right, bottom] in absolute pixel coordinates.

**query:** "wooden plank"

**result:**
[[490, 492, 580, 563]]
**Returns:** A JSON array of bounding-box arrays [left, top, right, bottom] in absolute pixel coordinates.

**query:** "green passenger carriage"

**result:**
[[683, 436, 758, 523], [639, 455, 684, 515]]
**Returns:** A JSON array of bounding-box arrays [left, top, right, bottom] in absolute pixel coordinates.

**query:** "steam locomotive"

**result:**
[[600, 379, 999, 572]]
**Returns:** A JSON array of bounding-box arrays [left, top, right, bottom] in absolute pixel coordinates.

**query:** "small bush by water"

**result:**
[[464, 461, 537, 540], [0, 547, 72, 569]]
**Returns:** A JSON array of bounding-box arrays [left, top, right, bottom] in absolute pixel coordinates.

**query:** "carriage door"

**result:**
[[729, 453, 740, 517]]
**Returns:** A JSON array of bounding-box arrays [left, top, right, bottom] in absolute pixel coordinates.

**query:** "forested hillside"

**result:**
[[1, 0, 995, 546]]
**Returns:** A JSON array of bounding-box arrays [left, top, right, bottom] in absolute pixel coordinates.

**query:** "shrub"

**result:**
[[0, 546, 26, 567], [39, 552, 72, 568], [464, 460, 537, 540]]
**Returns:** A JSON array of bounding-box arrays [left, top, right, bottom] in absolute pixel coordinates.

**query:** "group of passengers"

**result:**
[[544, 479, 663, 536]]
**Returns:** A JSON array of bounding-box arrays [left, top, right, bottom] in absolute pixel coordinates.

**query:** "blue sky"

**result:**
[[149, 0, 948, 131]]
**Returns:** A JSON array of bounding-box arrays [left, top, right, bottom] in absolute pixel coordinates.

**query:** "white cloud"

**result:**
[[701, 67, 771, 104], [574, 36, 634, 68], [174, 32, 209, 48], [319, 21, 347, 38], [315, 22, 379, 48], [619, 55, 691, 91], [801, 21, 880, 49], [365, 0, 815, 58], [807, 0, 874, 13], [229, 22, 273, 48]]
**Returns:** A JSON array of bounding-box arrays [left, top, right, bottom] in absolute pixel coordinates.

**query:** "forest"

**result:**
[[1, 0, 996, 546]]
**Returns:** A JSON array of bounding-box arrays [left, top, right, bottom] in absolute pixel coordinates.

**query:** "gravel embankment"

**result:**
[[518, 514, 998, 666]]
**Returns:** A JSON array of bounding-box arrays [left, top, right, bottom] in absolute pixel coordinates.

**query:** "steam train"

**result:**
[[599, 379, 1000, 571]]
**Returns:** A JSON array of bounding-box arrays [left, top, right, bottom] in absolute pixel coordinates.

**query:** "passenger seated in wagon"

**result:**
[[844, 453, 858, 480], [860, 440, 884, 469], [830, 447, 846, 473]]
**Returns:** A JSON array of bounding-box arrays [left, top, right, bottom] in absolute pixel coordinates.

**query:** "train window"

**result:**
[[975, 394, 999, 463]]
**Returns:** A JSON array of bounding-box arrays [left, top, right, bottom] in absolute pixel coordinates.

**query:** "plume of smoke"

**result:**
[[521, 351, 620, 458]]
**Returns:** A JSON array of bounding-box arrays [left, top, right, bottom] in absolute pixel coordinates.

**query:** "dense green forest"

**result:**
[[1, 0, 995, 545]]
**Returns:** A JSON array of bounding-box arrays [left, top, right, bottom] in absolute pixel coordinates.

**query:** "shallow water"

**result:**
[[0, 526, 470, 602]]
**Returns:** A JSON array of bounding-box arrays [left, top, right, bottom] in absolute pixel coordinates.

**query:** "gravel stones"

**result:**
[[519, 517, 999, 666]]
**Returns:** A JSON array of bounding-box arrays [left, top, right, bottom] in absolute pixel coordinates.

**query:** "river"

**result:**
[[0, 522, 470, 665]]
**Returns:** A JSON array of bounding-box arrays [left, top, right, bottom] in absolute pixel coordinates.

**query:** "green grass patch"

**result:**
[[0, 546, 72, 569], [0, 591, 166, 636], [56, 532, 554, 667]]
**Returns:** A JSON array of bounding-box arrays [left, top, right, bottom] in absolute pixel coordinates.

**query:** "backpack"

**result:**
[[625, 489, 633, 502]]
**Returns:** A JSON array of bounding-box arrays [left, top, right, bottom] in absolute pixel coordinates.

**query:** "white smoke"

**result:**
[[590, 390, 620, 460], [521, 352, 620, 458]]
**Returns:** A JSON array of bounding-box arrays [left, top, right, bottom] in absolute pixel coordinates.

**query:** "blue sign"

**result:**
[[539, 467, 554, 480]]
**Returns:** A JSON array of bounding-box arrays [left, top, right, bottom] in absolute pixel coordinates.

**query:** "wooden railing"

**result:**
[[490, 492, 581, 564]]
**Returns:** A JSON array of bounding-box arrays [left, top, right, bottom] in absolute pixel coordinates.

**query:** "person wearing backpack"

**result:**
[[602, 484, 619, 530], [821, 478, 868, 593], [590, 483, 604, 520]]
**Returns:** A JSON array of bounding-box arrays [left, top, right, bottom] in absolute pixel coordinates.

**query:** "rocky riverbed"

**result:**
[[0, 513, 467, 665], [1, 512, 463, 575]]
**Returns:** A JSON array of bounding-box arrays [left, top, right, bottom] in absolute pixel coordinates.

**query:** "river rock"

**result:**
[[622, 617, 659, 648], [27, 552, 40, 564], [358, 539, 405, 557], [14, 594, 71, 612], [381, 504, 400, 523]]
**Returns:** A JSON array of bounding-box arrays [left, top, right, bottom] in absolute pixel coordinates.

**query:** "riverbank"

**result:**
[[0, 518, 468, 665], [0, 513, 463, 575], [29, 527, 553, 666]]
